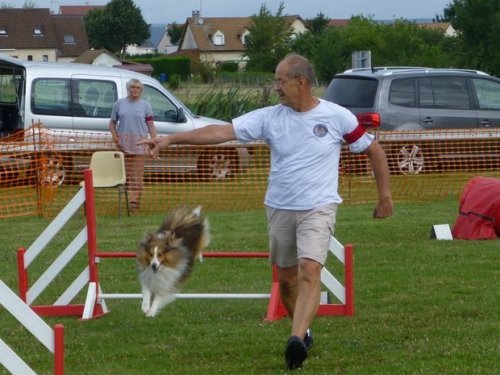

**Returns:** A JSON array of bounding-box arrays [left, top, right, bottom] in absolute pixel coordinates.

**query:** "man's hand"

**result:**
[[138, 137, 168, 158], [373, 196, 393, 218]]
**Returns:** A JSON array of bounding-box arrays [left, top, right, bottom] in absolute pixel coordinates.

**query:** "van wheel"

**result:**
[[197, 149, 238, 181], [39, 154, 67, 186]]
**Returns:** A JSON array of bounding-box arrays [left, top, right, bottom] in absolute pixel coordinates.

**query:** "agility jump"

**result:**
[[0, 280, 64, 375], [16, 169, 354, 321]]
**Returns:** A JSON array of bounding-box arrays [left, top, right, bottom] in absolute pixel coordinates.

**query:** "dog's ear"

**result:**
[[137, 232, 152, 251], [163, 246, 183, 266], [159, 230, 172, 240], [192, 206, 202, 217], [166, 234, 183, 249]]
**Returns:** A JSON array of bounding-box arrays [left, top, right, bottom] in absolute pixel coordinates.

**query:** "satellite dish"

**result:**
[[197, 18, 204, 25]]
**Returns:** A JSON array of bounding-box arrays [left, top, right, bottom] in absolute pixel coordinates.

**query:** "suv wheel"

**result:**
[[197, 149, 238, 181], [394, 144, 426, 174], [387, 143, 434, 175]]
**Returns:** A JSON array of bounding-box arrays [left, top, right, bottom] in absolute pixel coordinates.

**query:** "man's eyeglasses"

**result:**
[[274, 76, 304, 87]]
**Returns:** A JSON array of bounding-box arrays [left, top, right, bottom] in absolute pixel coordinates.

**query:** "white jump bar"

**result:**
[[99, 293, 271, 300]]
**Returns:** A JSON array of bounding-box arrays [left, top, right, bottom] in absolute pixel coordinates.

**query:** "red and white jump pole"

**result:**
[[83, 241, 354, 321], [16, 169, 354, 321]]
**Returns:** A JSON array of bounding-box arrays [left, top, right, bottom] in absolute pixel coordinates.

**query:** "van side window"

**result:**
[[32, 78, 71, 116], [142, 85, 178, 122], [72, 80, 117, 118], [472, 78, 500, 110]]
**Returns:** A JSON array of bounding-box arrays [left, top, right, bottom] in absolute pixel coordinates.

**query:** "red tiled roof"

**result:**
[[179, 16, 303, 53], [329, 19, 350, 27], [0, 9, 88, 57], [73, 48, 119, 64], [58, 5, 105, 16], [114, 63, 153, 75], [0, 9, 58, 49], [52, 15, 89, 57]]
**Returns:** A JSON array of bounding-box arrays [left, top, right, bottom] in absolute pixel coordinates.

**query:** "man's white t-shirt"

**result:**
[[233, 99, 374, 210]]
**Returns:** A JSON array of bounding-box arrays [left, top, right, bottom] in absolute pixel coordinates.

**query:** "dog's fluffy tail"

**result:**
[[160, 205, 210, 261]]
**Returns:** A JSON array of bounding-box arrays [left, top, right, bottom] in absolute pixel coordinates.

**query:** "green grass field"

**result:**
[[0, 198, 498, 374]]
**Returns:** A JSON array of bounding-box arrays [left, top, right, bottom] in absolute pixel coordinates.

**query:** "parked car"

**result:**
[[324, 67, 500, 174], [0, 54, 252, 185]]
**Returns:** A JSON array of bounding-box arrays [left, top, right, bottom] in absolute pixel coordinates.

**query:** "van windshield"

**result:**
[[0, 64, 23, 136], [0, 66, 20, 104]]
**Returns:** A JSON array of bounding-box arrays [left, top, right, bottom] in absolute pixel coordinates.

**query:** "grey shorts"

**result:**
[[266, 203, 338, 268]]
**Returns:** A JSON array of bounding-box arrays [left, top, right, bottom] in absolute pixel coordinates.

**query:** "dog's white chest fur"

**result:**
[[138, 257, 190, 317], [136, 206, 209, 317]]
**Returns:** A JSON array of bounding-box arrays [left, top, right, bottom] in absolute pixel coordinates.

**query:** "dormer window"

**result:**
[[64, 34, 75, 44], [240, 30, 250, 45], [33, 27, 43, 36], [212, 30, 225, 46], [0, 28, 7, 36]]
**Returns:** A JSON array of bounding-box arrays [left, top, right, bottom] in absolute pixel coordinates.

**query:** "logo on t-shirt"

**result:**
[[313, 124, 328, 137]]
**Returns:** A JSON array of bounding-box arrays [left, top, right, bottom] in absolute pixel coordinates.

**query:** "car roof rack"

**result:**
[[343, 66, 489, 76]]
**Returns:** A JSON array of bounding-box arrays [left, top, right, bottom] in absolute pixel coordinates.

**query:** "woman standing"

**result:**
[[109, 79, 157, 211]]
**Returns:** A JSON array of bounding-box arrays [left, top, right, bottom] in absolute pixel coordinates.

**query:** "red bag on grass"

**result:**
[[452, 177, 500, 240]]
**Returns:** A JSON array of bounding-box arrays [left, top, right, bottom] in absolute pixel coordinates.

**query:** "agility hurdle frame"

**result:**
[[17, 170, 106, 319], [17, 169, 354, 321], [0, 280, 64, 375]]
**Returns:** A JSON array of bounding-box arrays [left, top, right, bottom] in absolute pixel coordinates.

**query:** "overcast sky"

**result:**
[[10, 0, 452, 25]]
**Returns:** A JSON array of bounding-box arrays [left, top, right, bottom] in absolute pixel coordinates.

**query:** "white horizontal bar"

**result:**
[[99, 293, 271, 300]]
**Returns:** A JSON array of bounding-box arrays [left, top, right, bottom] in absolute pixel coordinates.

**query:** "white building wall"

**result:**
[[0, 49, 57, 62]]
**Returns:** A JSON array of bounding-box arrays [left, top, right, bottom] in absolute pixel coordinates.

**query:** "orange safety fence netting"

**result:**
[[0, 125, 499, 219]]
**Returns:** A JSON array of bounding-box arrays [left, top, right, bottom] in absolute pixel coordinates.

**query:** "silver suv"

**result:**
[[324, 67, 500, 173], [324, 67, 500, 130]]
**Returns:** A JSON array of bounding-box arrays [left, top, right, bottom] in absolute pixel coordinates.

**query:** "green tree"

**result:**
[[167, 22, 184, 45], [442, 0, 500, 75], [244, 2, 293, 72], [85, 0, 150, 57], [293, 16, 456, 83], [304, 12, 330, 35]]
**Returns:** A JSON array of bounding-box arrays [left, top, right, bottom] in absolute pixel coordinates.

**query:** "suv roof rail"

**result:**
[[344, 66, 428, 73], [343, 66, 490, 76]]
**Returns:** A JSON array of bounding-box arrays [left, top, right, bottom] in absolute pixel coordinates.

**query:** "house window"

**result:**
[[240, 30, 250, 44], [33, 28, 43, 36], [0, 28, 7, 36], [212, 31, 225, 46], [64, 35, 75, 44], [27, 55, 33, 61], [43, 55, 48, 62]]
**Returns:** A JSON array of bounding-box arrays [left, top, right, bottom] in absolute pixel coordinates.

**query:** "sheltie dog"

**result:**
[[136, 206, 209, 317]]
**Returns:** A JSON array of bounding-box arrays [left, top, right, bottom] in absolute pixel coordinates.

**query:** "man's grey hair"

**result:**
[[283, 53, 316, 84]]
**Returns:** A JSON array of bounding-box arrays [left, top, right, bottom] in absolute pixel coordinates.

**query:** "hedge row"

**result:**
[[130, 56, 191, 79]]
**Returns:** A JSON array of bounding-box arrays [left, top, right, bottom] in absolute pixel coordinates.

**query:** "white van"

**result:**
[[0, 54, 251, 184]]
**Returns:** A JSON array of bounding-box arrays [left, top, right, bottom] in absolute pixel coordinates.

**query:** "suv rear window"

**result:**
[[325, 77, 378, 108]]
